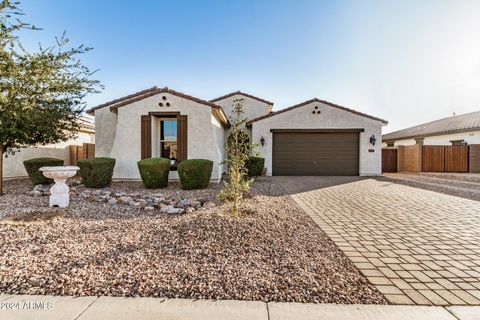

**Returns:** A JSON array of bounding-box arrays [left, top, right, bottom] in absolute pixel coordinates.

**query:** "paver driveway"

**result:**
[[281, 177, 480, 306]]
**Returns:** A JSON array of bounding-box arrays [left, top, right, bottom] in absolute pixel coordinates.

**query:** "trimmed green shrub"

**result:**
[[77, 157, 116, 188], [246, 156, 265, 177], [23, 157, 64, 185], [137, 157, 170, 189], [178, 159, 213, 190]]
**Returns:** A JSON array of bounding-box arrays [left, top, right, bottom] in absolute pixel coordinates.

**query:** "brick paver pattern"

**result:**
[[292, 179, 480, 306]]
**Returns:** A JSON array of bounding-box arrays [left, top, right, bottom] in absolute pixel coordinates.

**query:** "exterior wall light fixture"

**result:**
[[260, 136, 265, 146], [370, 135, 376, 146]]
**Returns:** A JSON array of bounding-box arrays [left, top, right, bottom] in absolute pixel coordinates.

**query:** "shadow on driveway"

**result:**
[[269, 176, 369, 195]]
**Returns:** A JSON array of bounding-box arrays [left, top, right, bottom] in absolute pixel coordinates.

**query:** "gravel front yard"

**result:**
[[0, 178, 386, 304], [381, 173, 480, 202]]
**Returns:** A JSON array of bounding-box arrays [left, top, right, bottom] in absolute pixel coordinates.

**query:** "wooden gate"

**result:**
[[70, 143, 95, 165], [422, 146, 445, 172], [422, 145, 468, 173], [445, 146, 469, 172], [382, 149, 397, 172]]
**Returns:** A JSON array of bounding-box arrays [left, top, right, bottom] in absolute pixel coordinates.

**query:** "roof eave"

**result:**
[[210, 91, 274, 106], [382, 126, 480, 142], [87, 87, 228, 121], [86, 86, 159, 114], [247, 98, 387, 126], [212, 108, 231, 129]]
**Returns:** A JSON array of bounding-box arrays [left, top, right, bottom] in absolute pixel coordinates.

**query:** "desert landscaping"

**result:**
[[0, 178, 386, 304]]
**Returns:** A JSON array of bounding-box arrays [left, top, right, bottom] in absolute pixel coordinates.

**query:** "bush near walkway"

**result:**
[[137, 158, 170, 189], [78, 157, 115, 188], [23, 157, 64, 185], [178, 159, 213, 190]]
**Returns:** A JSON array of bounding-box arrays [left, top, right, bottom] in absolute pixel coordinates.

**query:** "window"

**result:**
[[160, 119, 177, 161]]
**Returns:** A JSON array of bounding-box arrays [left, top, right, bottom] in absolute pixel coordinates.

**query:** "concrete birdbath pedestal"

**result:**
[[39, 166, 79, 208]]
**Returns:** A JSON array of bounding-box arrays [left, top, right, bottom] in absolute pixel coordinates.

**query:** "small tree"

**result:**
[[219, 98, 254, 216], [0, 1, 102, 194]]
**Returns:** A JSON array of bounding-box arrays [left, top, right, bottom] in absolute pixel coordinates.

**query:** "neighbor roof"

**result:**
[[86, 86, 230, 128], [78, 116, 95, 132], [210, 91, 274, 106], [383, 111, 480, 142], [246, 98, 388, 126]]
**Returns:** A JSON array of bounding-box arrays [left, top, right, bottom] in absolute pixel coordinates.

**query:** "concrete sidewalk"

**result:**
[[1, 294, 479, 320]]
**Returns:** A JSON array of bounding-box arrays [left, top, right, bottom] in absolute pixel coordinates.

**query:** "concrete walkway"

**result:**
[[1, 294, 479, 320]]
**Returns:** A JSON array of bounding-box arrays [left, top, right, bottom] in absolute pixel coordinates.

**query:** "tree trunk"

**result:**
[[0, 147, 3, 196]]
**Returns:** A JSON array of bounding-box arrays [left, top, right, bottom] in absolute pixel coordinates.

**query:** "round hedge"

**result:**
[[137, 157, 170, 189], [246, 156, 265, 177], [77, 157, 116, 188], [23, 157, 64, 185], [178, 159, 213, 190]]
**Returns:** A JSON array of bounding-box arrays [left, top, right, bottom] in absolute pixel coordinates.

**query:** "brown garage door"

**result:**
[[272, 130, 360, 176]]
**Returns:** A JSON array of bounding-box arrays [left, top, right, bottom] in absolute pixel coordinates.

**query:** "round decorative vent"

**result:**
[[162, 96, 167, 101], [158, 102, 163, 107], [166, 102, 171, 107]]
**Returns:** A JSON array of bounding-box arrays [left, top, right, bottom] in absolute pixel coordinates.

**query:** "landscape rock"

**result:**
[[203, 201, 216, 209], [118, 196, 132, 204], [190, 200, 201, 208], [129, 201, 141, 208], [160, 205, 183, 214], [27, 179, 219, 214]]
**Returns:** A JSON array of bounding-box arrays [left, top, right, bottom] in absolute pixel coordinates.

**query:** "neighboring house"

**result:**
[[382, 111, 480, 147], [4, 116, 95, 178], [87, 86, 387, 180]]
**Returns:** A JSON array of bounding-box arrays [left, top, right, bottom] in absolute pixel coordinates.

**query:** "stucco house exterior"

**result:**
[[4, 116, 95, 178], [382, 111, 480, 147], [87, 86, 387, 180]]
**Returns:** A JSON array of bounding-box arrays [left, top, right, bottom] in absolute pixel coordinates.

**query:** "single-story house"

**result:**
[[382, 111, 480, 147], [86, 86, 387, 180], [4, 116, 95, 178]]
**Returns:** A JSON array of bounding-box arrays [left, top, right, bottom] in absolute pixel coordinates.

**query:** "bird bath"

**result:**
[[39, 166, 79, 208]]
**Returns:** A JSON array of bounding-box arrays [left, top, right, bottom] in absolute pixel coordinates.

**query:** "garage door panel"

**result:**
[[272, 132, 359, 176]]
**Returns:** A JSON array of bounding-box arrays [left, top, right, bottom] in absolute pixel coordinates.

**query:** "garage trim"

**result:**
[[270, 128, 364, 133]]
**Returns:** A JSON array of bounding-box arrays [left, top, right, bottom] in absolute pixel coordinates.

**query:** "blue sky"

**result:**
[[18, 0, 480, 132]]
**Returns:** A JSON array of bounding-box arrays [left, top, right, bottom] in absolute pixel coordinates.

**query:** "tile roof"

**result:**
[[246, 98, 388, 126], [85, 86, 230, 128], [210, 91, 274, 105], [86, 86, 160, 114], [383, 111, 480, 142], [78, 115, 95, 132]]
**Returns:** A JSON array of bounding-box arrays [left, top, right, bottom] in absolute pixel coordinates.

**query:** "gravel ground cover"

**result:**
[[380, 173, 480, 202], [416, 172, 480, 183], [0, 178, 386, 304]]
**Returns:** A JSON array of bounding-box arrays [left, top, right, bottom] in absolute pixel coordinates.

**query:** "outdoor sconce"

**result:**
[[369, 135, 376, 146], [260, 136, 265, 146]]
